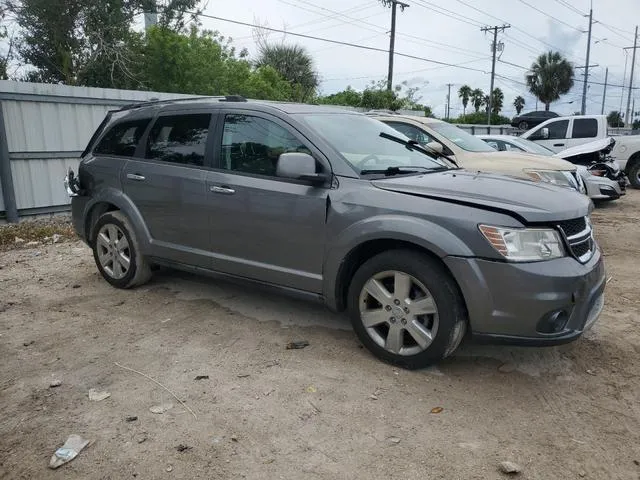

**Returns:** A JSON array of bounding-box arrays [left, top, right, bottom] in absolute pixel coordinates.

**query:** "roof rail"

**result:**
[[116, 94, 247, 111], [364, 109, 397, 115]]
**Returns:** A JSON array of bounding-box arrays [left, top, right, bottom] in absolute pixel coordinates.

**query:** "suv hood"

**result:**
[[371, 170, 590, 223], [457, 151, 577, 177]]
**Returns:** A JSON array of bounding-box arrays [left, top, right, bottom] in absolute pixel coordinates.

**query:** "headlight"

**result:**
[[524, 169, 576, 189], [479, 225, 565, 262]]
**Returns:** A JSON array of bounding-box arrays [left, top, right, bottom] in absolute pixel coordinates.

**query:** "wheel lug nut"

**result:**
[[401, 318, 407, 325], [394, 299, 400, 305], [404, 307, 410, 313], [385, 305, 392, 311], [389, 317, 396, 323]]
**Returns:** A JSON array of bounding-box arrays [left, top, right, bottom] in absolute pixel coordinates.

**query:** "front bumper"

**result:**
[[444, 248, 605, 346]]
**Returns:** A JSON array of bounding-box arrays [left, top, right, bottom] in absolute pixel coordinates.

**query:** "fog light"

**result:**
[[537, 310, 569, 334]]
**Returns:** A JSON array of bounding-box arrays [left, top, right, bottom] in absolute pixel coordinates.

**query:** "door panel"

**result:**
[[527, 119, 570, 152], [205, 112, 329, 293]]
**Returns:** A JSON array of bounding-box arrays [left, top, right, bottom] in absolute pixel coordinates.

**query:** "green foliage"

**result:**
[[471, 88, 484, 112], [633, 119, 640, 130], [452, 111, 512, 125], [513, 95, 525, 115], [139, 27, 292, 99], [526, 51, 574, 110], [255, 43, 319, 101], [458, 85, 472, 115], [490, 88, 504, 114], [607, 111, 624, 128]]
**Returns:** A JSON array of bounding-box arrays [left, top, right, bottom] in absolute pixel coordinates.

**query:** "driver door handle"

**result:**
[[210, 185, 235, 195], [553, 143, 565, 147], [126, 173, 146, 181]]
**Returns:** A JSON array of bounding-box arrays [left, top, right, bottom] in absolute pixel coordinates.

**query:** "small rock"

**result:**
[[23, 340, 34, 346], [166, 465, 173, 472], [237, 374, 250, 378], [125, 416, 138, 422], [14, 237, 25, 244], [194, 375, 209, 381], [52, 234, 62, 244], [88, 388, 111, 401], [578, 472, 586, 478], [231, 436, 238, 442], [498, 362, 516, 373], [136, 433, 148, 444], [72, 284, 81, 289], [286, 340, 310, 349], [388, 437, 401, 444], [586, 369, 596, 375], [176, 444, 192, 452], [150, 403, 173, 414], [370, 394, 378, 400], [49, 379, 62, 388], [33, 251, 41, 257], [498, 461, 522, 474], [25, 241, 40, 247], [430, 407, 444, 414], [634, 460, 639, 466]]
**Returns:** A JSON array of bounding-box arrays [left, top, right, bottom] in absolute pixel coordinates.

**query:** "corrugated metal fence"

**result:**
[[0, 81, 194, 221]]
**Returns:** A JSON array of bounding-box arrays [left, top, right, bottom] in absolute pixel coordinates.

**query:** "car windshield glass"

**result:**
[[429, 122, 496, 152], [300, 114, 449, 174], [512, 138, 554, 156]]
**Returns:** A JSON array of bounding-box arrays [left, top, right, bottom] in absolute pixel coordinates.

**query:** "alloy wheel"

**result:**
[[96, 224, 131, 280]]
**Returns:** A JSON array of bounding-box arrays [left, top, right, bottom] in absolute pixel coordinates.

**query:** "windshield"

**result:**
[[512, 137, 555, 156], [300, 114, 449, 174], [429, 122, 497, 152]]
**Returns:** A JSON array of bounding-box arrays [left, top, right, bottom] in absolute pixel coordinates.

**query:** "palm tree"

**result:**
[[491, 88, 504, 114], [255, 43, 319, 101], [483, 94, 491, 113], [471, 88, 484, 112], [513, 95, 525, 114], [525, 51, 574, 111], [458, 85, 472, 115]]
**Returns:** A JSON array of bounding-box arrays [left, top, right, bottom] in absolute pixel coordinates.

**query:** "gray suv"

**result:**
[[65, 97, 606, 369]]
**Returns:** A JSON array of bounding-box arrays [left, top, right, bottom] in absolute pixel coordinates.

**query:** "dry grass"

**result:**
[[0, 216, 77, 249]]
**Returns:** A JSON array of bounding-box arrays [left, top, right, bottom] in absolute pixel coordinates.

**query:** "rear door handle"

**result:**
[[553, 143, 565, 147], [126, 173, 146, 181], [210, 185, 235, 195]]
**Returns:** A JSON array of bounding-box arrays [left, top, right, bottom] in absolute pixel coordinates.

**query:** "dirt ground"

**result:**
[[1, 191, 640, 480]]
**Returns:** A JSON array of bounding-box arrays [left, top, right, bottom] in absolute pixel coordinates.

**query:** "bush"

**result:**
[[451, 112, 512, 125]]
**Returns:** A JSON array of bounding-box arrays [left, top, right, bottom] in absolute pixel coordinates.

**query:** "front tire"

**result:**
[[627, 161, 640, 189], [91, 211, 152, 289], [347, 250, 467, 369], [518, 121, 528, 130]]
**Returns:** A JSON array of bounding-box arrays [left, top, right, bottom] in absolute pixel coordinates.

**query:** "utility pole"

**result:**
[[481, 24, 510, 125], [601, 67, 608, 114], [624, 26, 638, 127], [581, 7, 594, 115], [380, 0, 409, 91], [446, 83, 453, 120]]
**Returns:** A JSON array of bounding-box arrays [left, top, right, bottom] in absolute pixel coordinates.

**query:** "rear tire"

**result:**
[[518, 121, 528, 130], [347, 250, 467, 369], [628, 161, 640, 189], [91, 211, 152, 289]]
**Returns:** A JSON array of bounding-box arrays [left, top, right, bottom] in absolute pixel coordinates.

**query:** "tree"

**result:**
[[483, 94, 490, 113], [458, 84, 472, 115], [633, 119, 640, 130], [10, 0, 201, 87], [255, 43, 319, 102], [525, 51, 574, 111], [491, 88, 504, 114], [513, 95, 525, 114], [471, 88, 484, 112], [607, 111, 624, 128]]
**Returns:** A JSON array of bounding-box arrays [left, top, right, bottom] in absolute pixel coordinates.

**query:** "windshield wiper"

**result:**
[[360, 166, 449, 176], [379, 132, 459, 167]]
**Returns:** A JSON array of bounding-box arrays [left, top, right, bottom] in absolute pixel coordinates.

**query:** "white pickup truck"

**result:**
[[520, 115, 640, 187]]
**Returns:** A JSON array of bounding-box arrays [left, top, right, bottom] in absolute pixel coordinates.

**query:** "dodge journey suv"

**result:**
[[65, 97, 606, 369]]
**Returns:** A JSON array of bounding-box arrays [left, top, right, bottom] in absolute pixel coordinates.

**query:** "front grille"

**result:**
[[557, 216, 593, 263], [557, 217, 587, 238]]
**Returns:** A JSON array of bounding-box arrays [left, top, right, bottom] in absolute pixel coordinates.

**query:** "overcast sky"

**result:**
[[198, 0, 639, 118]]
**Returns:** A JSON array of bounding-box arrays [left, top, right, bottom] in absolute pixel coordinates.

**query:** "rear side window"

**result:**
[[94, 119, 150, 157], [146, 114, 211, 166], [572, 118, 598, 138]]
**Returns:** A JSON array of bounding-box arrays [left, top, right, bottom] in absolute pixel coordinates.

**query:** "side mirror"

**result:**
[[276, 152, 328, 185], [425, 141, 443, 154], [541, 127, 549, 139]]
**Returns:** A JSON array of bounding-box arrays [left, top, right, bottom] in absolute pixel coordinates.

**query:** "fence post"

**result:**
[[471, 126, 475, 135], [0, 102, 18, 222]]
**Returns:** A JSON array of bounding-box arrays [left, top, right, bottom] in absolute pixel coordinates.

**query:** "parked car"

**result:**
[[65, 97, 605, 369], [369, 113, 584, 193], [520, 114, 640, 188], [478, 134, 624, 200], [511, 110, 559, 130]]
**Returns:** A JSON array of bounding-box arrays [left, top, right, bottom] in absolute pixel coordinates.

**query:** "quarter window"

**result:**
[[221, 114, 312, 177], [94, 119, 150, 157], [146, 114, 211, 166], [572, 118, 598, 138]]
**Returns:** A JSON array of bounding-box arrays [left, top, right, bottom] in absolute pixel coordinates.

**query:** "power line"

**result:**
[[191, 12, 491, 74], [516, 0, 584, 33], [411, 0, 483, 28], [552, 0, 585, 16]]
